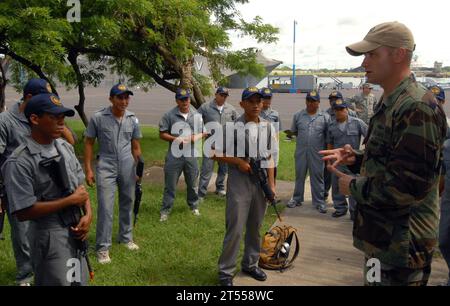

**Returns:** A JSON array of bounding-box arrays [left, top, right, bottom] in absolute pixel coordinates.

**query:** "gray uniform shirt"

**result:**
[[326, 107, 357, 121], [159, 105, 204, 157], [0, 102, 30, 164], [1, 137, 85, 228], [215, 115, 272, 163], [85, 107, 142, 159], [291, 110, 331, 152], [260, 108, 282, 131], [197, 100, 238, 126], [327, 116, 368, 149]]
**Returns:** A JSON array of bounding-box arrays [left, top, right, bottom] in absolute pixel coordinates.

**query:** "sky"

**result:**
[[229, 0, 449, 70]]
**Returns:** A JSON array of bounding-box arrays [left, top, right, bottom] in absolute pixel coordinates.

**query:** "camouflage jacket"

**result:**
[[347, 93, 377, 124], [349, 75, 447, 269]]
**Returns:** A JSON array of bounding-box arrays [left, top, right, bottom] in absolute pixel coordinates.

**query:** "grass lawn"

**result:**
[[0, 119, 292, 286]]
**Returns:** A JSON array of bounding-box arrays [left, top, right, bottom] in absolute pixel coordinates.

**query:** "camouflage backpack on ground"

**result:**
[[259, 225, 299, 271]]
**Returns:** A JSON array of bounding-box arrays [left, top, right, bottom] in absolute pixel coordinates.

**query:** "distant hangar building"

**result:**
[[194, 50, 282, 89]]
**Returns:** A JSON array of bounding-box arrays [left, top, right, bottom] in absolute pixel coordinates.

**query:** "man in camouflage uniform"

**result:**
[[320, 21, 447, 286], [347, 83, 378, 124]]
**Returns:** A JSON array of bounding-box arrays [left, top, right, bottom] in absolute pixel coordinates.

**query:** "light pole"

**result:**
[[291, 20, 297, 93]]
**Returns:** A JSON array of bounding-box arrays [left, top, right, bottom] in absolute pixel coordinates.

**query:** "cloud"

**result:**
[[336, 17, 359, 27], [231, 0, 450, 69]]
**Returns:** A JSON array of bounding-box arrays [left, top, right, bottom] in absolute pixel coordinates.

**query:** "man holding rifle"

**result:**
[[1, 93, 92, 286], [214, 87, 276, 286]]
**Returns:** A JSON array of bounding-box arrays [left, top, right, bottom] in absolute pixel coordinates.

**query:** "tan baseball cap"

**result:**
[[346, 21, 415, 56]]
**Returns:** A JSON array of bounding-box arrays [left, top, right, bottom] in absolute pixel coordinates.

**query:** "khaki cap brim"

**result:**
[[346, 40, 381, 56]]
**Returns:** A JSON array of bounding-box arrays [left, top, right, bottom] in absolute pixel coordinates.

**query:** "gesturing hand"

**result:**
[[326, 163, 355, 196], [319, 144, 356, 168]]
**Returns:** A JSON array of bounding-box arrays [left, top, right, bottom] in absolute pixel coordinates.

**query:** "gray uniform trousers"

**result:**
[[198, 157, 228, 197], [29, 225, 88, 286], [331, 165, 356, 213], [218, 166, 267, 280], [6, 207, 33, 284], [95, 157, 135, 252], [292, 151, 326, 209], [161, 152, 199, 214]]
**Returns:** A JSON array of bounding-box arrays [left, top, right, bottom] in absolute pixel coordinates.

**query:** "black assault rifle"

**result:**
[[249, 158, 282, 222], [39, 155, 94, 284]]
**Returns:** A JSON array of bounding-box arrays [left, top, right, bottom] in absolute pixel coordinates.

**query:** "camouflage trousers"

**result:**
[[364, 257, 431, 286]]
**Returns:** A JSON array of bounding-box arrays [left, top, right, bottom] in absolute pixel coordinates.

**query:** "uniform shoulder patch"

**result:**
[[9, 144, 28, 159], [422, 91, 439, 110], [96, 108, 110, 116]]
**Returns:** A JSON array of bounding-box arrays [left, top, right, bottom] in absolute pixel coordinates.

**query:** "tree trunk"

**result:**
[[179, 58, 205, 108], [0, 47, 59, 96], [191, 80, 206, 109], [68, 49, 88, 127]]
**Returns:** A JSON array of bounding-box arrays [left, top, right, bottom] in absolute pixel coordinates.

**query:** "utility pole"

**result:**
[[291, 20, 297, 93]]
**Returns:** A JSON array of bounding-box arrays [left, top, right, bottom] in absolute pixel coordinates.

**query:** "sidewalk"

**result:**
[[145, 166, 449, 286], [234, 178, 450, 286]]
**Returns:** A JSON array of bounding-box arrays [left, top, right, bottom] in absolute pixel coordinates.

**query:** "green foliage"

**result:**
[[0, 0, 279, 108], [225, 48, 266, 78]]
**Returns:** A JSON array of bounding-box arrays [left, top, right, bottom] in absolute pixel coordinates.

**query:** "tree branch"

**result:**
[[67, 48, 88, 127], [0, 47, 58, 96], [77, 47, 178, 93]]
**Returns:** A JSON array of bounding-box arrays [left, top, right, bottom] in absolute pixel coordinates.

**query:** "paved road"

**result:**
[[5, 85, 450, 129]]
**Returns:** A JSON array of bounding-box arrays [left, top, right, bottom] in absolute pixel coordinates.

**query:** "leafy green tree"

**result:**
[[0, 0, 279, 124]]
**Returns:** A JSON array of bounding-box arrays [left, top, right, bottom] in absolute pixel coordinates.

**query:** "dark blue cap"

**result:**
[[328, 90, 343, 100], [260, 87, 273, 98], [175, 88, 191, 100], [110, 83, 134, 97], [332, 99, 349, 109], [429, 85, 445, 102], [24, 93, 75, 119], [306, 90, 320, 102], [23, 78, 53, 96], [216, 87, 229, 96], [241, 87, 262, 100]]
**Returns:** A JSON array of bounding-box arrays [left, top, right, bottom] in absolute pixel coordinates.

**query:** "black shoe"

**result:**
[[242, 267, 267, 281], [318, 207, 327, 214], [219, 278, 233, 286], [332, 210, 347, 218]]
